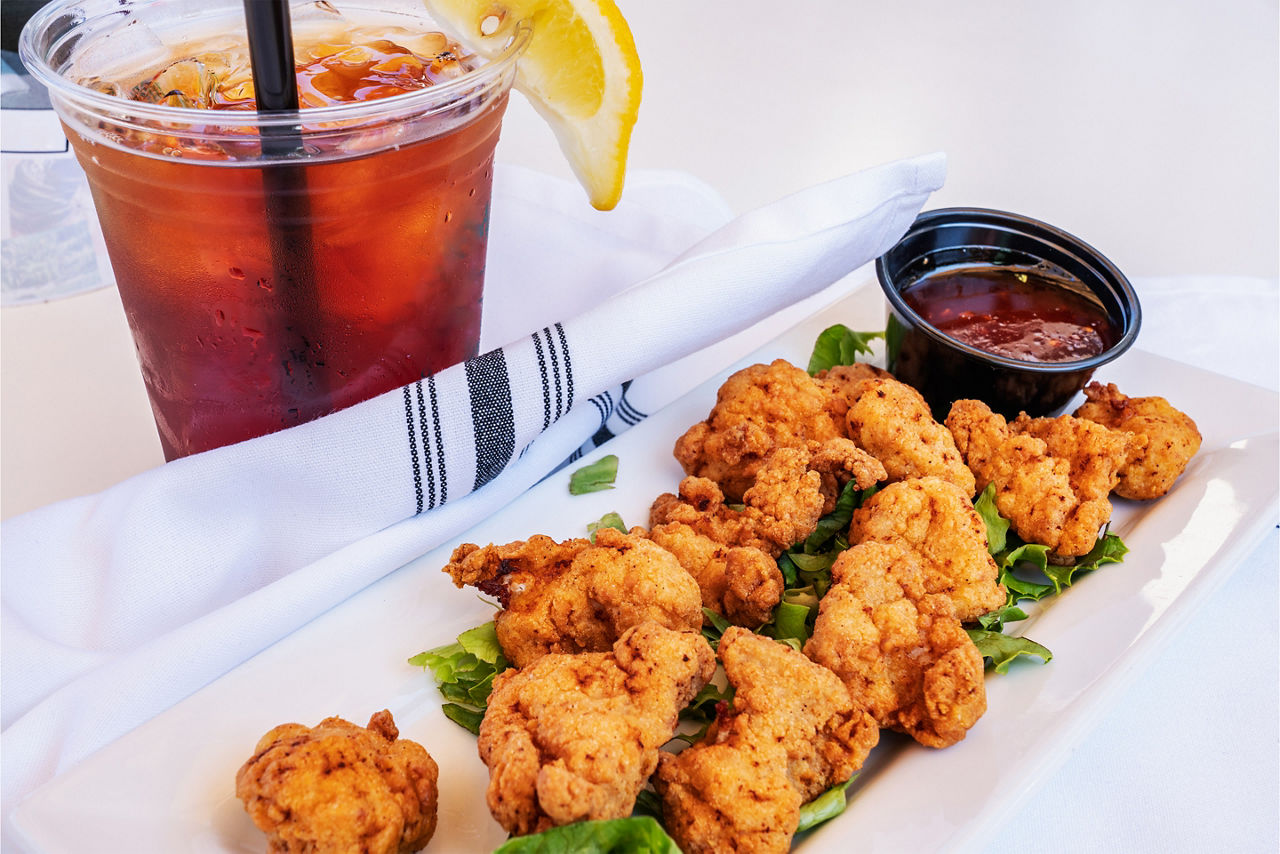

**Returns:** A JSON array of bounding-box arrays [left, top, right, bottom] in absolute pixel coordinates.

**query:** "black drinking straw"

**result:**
[[243, 0, 302, 120], [242, 0, 327, 422]]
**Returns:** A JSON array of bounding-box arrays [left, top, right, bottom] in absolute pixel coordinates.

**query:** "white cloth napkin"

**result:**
[[0, 152, 946, 824]]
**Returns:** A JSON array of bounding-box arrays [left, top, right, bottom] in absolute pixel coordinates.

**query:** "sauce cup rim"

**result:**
[[876, 206, 1142, 375]]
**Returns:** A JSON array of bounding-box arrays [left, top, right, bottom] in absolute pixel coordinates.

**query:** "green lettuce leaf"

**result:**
[[991, 531, 1127, 610], [633, 789, 663, 821], [776, 552, 800, 588], [971, 487, 1130, 668], [788, 552, 838, 575], [770, 480, 874, 603], [807, 325, 884, 375], [1042, 531, 1129, 594], [674, 678, 735, 744], [569, 454, 619, 495], [966, 628, 1053, 674], [492, 816, 681, 854], [973, 484, 1010, 554], [685, 679, 734, 721], [588, 511, 628, 541], [457, 621, 505, 663], [996, 543, 1054, 604], [801, 480, 871, 554], [766, 598, 814, 647], [440, 703, 484, 735], [700, 607, 731, 650], [409, 621, 510, 733], [976, 603, 1029, 633], [796, 777, 855, 832]]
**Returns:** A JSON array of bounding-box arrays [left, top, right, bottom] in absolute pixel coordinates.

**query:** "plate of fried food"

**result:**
[[9, 283, 1278, 854]]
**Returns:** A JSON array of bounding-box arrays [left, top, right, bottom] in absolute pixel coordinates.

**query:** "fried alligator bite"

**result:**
[[647, 522, 782, 627], [650, 441, 884, 626], [836, 374, 977, 495], [848, 476, 1005, 621], [814, 362, 893, 424], [653, 441, 886, 558], [805, 542, 987, 748], [947, 399, 1124, 558], [477, 622, 716, 836], [235, 710, 439, 854], [1007, 410, 1137, 546], [654, 628, 879, 854], [443, 527, 702, 668], [673, 359, 845, 502], [1073, 381, 1202, 499]]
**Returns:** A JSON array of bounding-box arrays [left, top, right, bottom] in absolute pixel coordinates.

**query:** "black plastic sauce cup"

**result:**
[[876, 208, 1141, 420]]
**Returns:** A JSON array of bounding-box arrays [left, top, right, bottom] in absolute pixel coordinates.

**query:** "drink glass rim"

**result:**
[[18, 0, 532, 129]]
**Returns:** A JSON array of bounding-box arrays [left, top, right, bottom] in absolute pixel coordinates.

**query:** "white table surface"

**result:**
[[2, 1, 1277, 851]]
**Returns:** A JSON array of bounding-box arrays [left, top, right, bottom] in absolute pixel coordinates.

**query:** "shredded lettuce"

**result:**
[[673, 677, 735, 745], [700, 607, 731, 650], [803, 481, 876, 554], [408, 621, 510, 734], [633, 789, 663, 821], [569, 454, 619, 495], [796, 777, 855, 832], [974, 483, 1011, 553], [971, 483, 1129, 666], [966, 628, 1053, 674], [491, 816, 680, 854], [763, 597, 814, 649], [588, 511, 628, 541], [807, 325, 884, 375]]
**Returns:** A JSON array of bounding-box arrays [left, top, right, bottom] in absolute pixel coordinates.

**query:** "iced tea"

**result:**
[[21, 1, 527, 458]]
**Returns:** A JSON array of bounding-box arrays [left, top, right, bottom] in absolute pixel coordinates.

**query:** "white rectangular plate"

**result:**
[[11, 286, 1279, 853]]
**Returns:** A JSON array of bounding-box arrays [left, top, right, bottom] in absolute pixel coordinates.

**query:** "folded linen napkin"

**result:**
[[0, 153, 945, 824]]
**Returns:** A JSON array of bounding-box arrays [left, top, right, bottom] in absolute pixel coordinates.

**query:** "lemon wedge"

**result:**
[[422, 0, 642, 210]]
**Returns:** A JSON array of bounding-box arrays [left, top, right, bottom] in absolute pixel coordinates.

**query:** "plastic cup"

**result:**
[[20, 0, 529, 459], [876, 208, 1141, 420]]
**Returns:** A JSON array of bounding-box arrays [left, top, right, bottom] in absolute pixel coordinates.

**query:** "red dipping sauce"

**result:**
[[902, 267, 1116, 363]]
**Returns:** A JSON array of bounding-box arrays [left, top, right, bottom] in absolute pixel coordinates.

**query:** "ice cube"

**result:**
[[69, 18, 168, 84], [403, 32, 451, 60], [134, 58, 218, 108]]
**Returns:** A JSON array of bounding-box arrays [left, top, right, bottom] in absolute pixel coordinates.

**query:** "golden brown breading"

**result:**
[[442, 527, 702, 668], [1010, 411, 1136, 500], [650, 476, 764, 549], [1073, 381, 1202, 499], [654, 628, 879, 854], [655, 728, 797, 854], [804, 543, 987, 748], [1008, 411, 1136, 551], [648, 522, 782, 627], [477, 622, 715, 836], [673, 360, 844, 502], [806, 436, 893, 514], [652, 442, 886, 558], [814, 363, 893, 423], [649, 442, 883, 626], [848, 477, 1005, 621], [235, 710, 438, 854], [840, 375, 977, 496], [947, 399, 1112, 558]]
